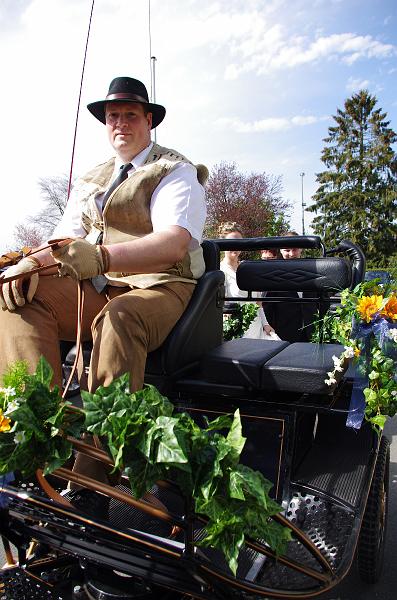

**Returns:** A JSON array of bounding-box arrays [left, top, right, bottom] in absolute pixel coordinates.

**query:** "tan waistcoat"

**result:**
[[73, 143, 206, 288]]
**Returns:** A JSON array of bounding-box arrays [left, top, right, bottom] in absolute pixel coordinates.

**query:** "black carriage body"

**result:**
[[0, 236, 388, 600]]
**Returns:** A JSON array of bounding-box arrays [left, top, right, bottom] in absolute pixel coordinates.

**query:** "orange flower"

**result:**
[[381, 295, 397, 321], [356, 295, 383, 323], [0, 409, 11, 432]]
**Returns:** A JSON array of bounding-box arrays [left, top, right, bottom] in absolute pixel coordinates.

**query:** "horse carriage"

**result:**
[[0, 235, 390, 599]]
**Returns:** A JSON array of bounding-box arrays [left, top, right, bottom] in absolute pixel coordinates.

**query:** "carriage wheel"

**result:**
[[357, 435, 390, 583]]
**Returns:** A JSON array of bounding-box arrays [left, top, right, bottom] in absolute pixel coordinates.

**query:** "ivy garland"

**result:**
[[0, 359, 291, 575]]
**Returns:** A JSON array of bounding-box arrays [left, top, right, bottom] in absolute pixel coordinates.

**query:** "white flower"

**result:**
[[344, 346, 355, 359], [0, 386, 16, 398], [325, 372, 337, 386], [332, 355, 344, 372], [387, 328, 397, 343], [4, 399, 22, 415], [391, 390, 397, 397], [13, 431, 26, 445]]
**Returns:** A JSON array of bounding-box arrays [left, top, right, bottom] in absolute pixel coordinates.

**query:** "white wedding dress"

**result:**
[[220, 259, 280, 340]]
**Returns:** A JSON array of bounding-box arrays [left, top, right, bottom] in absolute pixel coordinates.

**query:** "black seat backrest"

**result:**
[[144, 241, 224, 389], [236, 257, 352, 295]]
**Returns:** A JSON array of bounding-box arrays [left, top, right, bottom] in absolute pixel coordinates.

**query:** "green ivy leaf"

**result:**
[[369, 414, 387, 431]]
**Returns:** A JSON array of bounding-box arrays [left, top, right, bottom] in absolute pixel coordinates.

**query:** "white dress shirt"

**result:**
[[52, 142, 206, 249]]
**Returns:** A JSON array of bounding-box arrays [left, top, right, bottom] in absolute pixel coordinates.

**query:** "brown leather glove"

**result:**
[[50, 238, 110, 281], [0, 256, 41, 311]]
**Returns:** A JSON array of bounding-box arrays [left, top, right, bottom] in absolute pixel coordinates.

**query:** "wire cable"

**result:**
[[149, 0, 153, 100], [67, 0, 96, 200]]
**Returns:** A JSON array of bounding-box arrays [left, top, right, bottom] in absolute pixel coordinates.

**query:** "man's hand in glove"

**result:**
[[50, 238, 110, 281], [0, 256, 42, 311]]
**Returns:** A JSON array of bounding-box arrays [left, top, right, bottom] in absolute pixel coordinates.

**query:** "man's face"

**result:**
[[105, 102, 152, 161], [224, 231, 243, 260], [261, 249, 278, 260], [280, 247, 302, 259]]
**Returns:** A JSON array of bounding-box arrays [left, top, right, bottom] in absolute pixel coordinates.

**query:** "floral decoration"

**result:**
[[319, 278, 397, 432]]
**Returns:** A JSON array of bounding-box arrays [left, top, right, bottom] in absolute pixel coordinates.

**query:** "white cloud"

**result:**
[[346, 77, 370, 92], [226, 31, 396, 78], [216, 114, 329, 133]]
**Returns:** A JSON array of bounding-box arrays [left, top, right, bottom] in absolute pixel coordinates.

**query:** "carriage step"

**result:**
[[0, 567, 65, 599]]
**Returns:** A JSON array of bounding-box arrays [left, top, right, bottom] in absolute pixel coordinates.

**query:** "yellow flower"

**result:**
[[0, 409, 11, 432], [354, 347, 361, 357], [381, 295, 397, 321], [356, 295, 384, 323]]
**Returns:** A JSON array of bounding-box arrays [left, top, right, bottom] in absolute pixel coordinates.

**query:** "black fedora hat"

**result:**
[[87, 77, 166, 129]]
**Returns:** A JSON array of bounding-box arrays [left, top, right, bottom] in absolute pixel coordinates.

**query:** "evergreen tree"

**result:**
[[309, 90, 397, 266]]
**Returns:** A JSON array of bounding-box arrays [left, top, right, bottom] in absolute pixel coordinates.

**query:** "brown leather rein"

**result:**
[[0, 239, 73, 283], [0, 239, 85, 397]]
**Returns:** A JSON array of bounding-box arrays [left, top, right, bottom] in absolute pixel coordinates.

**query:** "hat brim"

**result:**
[[87, 99, 166, 129]]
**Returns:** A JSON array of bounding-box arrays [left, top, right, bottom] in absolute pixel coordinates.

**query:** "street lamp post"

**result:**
[[300, 172, 306, 235]]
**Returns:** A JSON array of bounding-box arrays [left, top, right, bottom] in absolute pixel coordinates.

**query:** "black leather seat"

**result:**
[[261, 342, 345, 394], [200, 339, 289, 389], [200, 340, 346, 396], [196, 255, 353, 397], [145, 240, 224, 390]]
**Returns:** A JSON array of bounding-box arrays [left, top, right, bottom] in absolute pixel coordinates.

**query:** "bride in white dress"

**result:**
[[219, 223, 278, 340]]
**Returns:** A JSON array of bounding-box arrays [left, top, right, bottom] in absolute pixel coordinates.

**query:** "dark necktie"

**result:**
[[91, 162, 133, 293], [102, 162, 133, 209]]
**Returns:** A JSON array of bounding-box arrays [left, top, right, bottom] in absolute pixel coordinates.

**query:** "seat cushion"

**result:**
[[200, 339, 289, 388], [261, 343, 346, 394]]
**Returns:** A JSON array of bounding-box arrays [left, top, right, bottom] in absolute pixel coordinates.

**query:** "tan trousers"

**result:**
[[0, 275, 194, 392], [0, 274, 193, 486]]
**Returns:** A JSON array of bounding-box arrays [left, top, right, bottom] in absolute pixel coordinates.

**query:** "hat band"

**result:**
[[105, 92, 148, 103]]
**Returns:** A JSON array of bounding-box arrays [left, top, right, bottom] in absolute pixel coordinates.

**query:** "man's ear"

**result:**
[[147, 111, 153, 129]]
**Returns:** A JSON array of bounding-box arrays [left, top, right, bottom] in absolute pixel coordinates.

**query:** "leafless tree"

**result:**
[[12, 174, 70, 250], [28, 175, 69, 237]]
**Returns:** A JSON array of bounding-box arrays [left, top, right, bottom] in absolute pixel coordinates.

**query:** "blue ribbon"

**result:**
[[346, 376, 367, 430], [346, 316, 397, 430], [0, 472, 14, 508], [373, 317, 393, 349]]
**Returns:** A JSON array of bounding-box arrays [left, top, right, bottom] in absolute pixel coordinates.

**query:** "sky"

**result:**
[[0, 0, 396, 252]]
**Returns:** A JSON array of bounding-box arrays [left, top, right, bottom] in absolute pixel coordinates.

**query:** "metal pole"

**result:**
[[300, 172, 306, 235], [151, 55, 157, 143]]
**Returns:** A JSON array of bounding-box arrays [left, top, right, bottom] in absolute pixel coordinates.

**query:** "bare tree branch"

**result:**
[[28, 175, 69, 237]]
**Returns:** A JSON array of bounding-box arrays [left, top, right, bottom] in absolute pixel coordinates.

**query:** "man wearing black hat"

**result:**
[[0, 76, 207, 402]]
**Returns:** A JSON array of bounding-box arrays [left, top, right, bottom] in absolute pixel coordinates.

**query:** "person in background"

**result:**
[[260, 247, 279, 260], [280, 231, 302, 260], [219, 223, 277, 339], [262, 231, 316, 342]]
